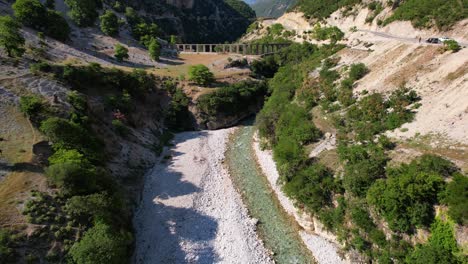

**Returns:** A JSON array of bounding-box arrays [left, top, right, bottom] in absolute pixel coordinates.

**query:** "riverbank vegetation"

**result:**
[[0, 61, 187, 262], [255, 42, 468, 262]]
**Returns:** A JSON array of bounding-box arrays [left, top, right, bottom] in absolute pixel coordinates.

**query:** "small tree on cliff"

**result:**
[[100, 10, 119, 36], [148, 38, 160, 61], [188, 64, 215, 86], [114, 44, 128, 62]]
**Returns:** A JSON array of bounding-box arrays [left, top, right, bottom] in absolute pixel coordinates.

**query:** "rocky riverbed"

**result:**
[[133, 128, 272, 264]]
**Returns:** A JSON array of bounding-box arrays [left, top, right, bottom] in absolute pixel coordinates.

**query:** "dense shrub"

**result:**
[[44, 10, 70, 41], [48, 149, 89, 166], [19, 95, 43, 116], [367, 155, 448, 233], [295, 0, 361, 19], [40, 117, 103, 161], [407, 218, 462, 263], [251, 56, 279, 78], [12, 0, 45, 28], [65, 0, 99, 27], [148, 38, 161, 61], [114, 44, 129, 62], [283, 163, 336, 213], [345, 88, 419, 140], [444, 40, 461, 53], [312, 25, 344, 44], [56, 63, 150, 96], [338, 143, 387, 197], [188, 64, 215, 86], [131, 22, 159, 47], [384, 0, 466, 30], [443, 174, 468, 225], [276, 104, 322, 145], [13, 0, 70, 41], [198, 80, 268, 116], [100, 10, 119, 36], [45, 162, 98, 195], [69, 222, 131, 264], [165, 88, 193, 131], [348, 63, 368, 81], [66, 193, 117, 224], [0, 15, 25, 57]]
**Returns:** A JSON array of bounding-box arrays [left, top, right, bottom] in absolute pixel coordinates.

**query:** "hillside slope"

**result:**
[[248, 0, 297, 17], [243, 4, 468, 146]]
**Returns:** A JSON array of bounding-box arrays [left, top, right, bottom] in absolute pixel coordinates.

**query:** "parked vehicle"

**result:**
[[439, 37, 452, 42], [426, 38, 440, 44]]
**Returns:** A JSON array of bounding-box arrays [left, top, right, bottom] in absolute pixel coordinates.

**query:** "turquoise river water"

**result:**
[[225, 122, 315, 264]]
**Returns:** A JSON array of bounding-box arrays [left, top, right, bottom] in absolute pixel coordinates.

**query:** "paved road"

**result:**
[[360, 29, 468, 47]]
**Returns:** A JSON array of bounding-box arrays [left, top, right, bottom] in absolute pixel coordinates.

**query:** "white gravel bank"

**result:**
[[253, 132, 347, 264], [133, 129, 272, 264]]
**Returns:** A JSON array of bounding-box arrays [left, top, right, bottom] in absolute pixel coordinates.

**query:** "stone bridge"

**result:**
[[172, 43, 291, 55]]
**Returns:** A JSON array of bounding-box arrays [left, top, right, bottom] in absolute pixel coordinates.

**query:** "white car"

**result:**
[[438, 37, 452, 42]]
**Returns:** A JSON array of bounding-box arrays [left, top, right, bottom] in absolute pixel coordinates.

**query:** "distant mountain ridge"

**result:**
[[244, 0, 297, 18]]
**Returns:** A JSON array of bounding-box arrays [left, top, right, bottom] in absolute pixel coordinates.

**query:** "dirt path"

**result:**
[[133, 129, 272, 264]]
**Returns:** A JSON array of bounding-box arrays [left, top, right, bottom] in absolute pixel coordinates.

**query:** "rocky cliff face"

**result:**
[[250, 0, 297, 18], [141, 0, 255, 43], [166, 0, 194, 9]]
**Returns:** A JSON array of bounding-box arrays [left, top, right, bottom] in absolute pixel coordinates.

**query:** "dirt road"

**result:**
[[360, 29, 468, 46]]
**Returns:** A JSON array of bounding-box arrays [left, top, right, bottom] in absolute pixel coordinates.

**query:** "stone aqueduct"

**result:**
[[172, 43, 291, 56]]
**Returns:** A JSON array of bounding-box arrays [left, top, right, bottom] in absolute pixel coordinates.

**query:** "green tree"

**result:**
[[100, 10, 119, 36], [45, 10, 70, 41], [188, 64, 215, 86], [443, 174, 468, 225], [407, 218, 462, 263], [65, 0, 98, 27], [40, 117, 102, 160], [444, 40, 461, 52], [19, 95, 43, 116], [124, 7, 140, 25], [367, 157, 446, 233], [283, 163, 336, 213], [170, 35, 177, 45], [0, 16, 25, 57], [45, 162, 97, 195], [114, 44, 129, 62], [48, 148, 89, 166], [12, 0, 46, 27], [148, 38, 160, 61], [66, 193, 115, 223], [13, 0, 69, 40], [69, 222, 130, 264]]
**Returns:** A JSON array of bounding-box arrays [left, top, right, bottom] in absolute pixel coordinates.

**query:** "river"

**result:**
[[226, 122, 316, 264]]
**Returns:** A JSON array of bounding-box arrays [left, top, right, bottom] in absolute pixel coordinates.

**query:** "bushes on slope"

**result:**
[[188, 64, 215, 86], [13, 0, 70, 41], [367, 155, 451, 233], [384, 0, 466, 30], [0, 15, 25, 57], [198, 80, 268, 116], [69, 222, 131, 264], [295, 0, 361, 19]]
